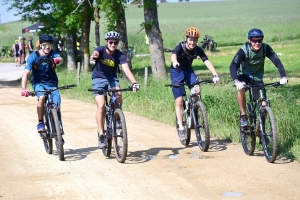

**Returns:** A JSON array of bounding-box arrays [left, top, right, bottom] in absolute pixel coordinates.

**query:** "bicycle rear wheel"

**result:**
[[240, 104, 256, 155], [260, 106, 278, 163], [113, 108, 128, 163], [175, 112, 191, 146], [50, 109, 64, 161], [102, 113, 112, 157], [194, 101, 210, 152], [41, 131, 53, 154]]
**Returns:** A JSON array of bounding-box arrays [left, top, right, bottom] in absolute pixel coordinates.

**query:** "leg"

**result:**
[[95, 94, 106, 135], [175, 96, 184, 128], [237, 88, 247, 115]]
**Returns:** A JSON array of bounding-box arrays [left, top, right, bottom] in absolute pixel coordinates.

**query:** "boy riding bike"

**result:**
[[21, 34, 64, 137], [90, 31, 139, 148], [170, 27, 220, 141], [229, 28, 288, 127]]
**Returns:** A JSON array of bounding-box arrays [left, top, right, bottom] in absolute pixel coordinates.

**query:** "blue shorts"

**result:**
[[33, 84, 61, 105], [170, 68, 199, 99], [92, 77, 120, 98]]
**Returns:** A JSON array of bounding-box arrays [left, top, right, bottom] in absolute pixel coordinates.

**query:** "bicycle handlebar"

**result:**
[[87, 86, 133, 94], [243, 81, 281, 89], [28, 84, 77, 96], [165, 79, 213, 87]]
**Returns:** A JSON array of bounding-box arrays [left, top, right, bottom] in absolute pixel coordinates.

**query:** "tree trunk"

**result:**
[[94, 4, 100, 47], [82, 0, 94, 73], [144, 0, 167, 77], [65, 33, 77, 71], [116, 3, 132, 79]]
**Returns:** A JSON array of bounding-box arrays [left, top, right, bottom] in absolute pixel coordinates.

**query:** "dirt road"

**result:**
[[0, 65, 300, 199]]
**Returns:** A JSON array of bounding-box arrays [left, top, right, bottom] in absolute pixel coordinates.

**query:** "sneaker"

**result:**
[[98, 135, 106, 149], [240, 115, 249, 127], [37, 121, 45, 132], [178, 128, 187, 141]]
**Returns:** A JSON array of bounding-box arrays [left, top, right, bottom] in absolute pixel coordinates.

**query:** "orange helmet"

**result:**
[[185, 27, 200, 38]]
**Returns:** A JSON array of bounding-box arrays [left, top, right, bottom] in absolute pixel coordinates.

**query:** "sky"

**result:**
[[0, 1, 21, 24]]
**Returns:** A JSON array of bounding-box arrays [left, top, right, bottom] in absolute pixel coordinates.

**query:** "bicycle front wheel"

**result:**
[[193, 101, 210, 152], [240, 105, 256, 155], [260, 106, 278, 163], [41, 131, 53, 154], [50, 109, 64, 161], [113, 108, 128, 163]]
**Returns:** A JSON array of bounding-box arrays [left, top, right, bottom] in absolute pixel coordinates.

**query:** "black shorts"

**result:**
[[237, 74, 264, 100]]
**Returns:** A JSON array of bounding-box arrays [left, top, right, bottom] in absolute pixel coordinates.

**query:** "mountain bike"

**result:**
[[29, 84, 76, 161], [88, 86, 133, 163], [165, 79, 213, 151], [240, 81, 282, 163]]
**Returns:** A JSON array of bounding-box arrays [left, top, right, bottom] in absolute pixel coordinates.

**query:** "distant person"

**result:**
[[12, 40, 20, 67], [20, 34, 64, 134], [89, 31, 140, 148], [22, 37, 27, 63], [229, 28, 288, 127], [28, 36, 34, 55], [169, 27, 220, 141]]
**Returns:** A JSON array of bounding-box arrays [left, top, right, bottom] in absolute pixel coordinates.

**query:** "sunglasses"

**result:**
[[41, 43, 53, 48], [250, 39, 263, 44], [108, 41, 119, 45]]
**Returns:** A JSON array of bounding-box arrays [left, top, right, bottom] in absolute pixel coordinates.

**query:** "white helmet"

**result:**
[[105, 31, 120, 40]]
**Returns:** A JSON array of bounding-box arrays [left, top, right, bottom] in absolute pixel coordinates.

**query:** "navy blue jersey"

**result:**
[[92, 46, 127, 79]]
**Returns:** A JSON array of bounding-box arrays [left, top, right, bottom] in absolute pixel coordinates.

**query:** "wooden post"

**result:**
[[77, 62, 81, 85], [144, 67, 148, 87]]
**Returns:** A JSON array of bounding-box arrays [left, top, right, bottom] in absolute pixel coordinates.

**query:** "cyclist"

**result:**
[[90, 31, 140, 148], [12, 40, 20, 67], [170, 27, 220, 141], [229, 28, 288, 127], [20, 34, 64, 136]]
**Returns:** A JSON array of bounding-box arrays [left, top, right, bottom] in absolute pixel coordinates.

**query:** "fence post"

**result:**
[[77, 62, 81, 85], [144, 67, 148, 87], [278, 33, 281, 43]]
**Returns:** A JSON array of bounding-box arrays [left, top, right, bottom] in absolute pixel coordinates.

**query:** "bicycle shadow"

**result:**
[[125, 139, 229, 164], [250, 151, 295, 164], [63, 146, 99, 161]]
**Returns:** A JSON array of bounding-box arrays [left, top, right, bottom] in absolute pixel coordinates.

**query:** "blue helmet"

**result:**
[[39, 34, 54, 44], [248, 28, 264, 39]]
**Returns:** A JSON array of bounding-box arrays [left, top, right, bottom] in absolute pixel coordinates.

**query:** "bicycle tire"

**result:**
[[260, 106, 278, 163], [112, 108, 128, 163], [194, 101, 210, 152], [102, 112, 112, 157], [50, 109, 64, 161], [41, 131, 53, 154]]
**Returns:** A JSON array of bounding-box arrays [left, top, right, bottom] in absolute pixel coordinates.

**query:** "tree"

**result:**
[[4, 0, 81, 71], [81, 0, 94, 73], [143, 0, 167, 77]]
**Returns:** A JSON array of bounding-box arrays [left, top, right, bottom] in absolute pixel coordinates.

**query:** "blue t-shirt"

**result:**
[[25, 50, 60, 85], [92, 46, 127, 79]]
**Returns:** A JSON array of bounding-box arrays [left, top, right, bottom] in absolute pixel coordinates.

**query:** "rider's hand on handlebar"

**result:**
[[212, 75, 220, 84], [132, 83, 140, 92], [172, 62, 179, 68], [21, 88, 29, 97], [279, 76, 288, 85], [52, 58, 60, 64], [234, 80, 245, 90]]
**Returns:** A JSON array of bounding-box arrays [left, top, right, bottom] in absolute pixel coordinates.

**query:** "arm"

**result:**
[[265, 45, 287, 78], [204, 60, 218, 76], [229, 49, 245, 81], [122, 63, 137, 84], [21, 69, 31, 89]]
